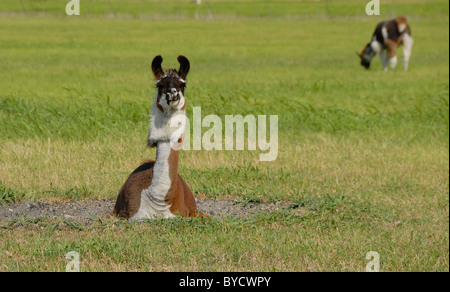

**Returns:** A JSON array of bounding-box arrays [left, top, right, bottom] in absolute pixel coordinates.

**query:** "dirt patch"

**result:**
[[0, 199, 296, 224], [0, 200, 115, 225]]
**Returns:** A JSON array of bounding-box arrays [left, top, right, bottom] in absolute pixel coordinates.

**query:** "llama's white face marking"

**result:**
[[158, 87, 185, 113], [155, 71, 187, 115], [159, 93, 169, 111]]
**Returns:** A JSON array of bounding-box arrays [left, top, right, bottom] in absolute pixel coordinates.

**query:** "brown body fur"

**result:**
[[113, 147, 207, 219]]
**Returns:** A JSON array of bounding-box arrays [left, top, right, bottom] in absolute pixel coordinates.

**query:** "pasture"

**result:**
[[0, 0, 448, 271]]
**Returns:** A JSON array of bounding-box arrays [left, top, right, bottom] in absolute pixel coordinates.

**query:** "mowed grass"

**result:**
[[0, 0, 449, 271]]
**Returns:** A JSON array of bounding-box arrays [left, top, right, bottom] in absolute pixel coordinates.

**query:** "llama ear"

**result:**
[[151, 55, 164, 80], [177, 55, 190, 80]]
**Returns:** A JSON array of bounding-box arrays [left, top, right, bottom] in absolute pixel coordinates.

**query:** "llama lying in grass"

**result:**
[[113, 55, 207, 220]]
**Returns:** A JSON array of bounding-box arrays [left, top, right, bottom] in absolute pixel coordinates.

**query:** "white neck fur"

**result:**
[[130, 141, 174, 220], [147, 94, 186, 148]]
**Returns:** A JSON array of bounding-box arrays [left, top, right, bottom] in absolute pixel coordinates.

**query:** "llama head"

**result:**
[[148, 55, 190, 148], [357, 43, 375, 69], [151, 55, 190, 115]]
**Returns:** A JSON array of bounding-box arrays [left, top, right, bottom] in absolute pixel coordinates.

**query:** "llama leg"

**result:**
[[379, 50, 389, 71], [402, 34, 414, 71], [385, 39, 398, 71]]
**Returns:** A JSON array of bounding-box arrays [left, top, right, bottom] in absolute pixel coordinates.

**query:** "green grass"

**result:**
[[2, 0, 448, 19], [0, 199, 447, 271], [0, 183, 24, 205], [0, 0, 448, 271]]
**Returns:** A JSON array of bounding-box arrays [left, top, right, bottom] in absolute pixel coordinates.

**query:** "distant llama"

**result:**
[[113, 55, 207, 220], [357, 16, 414, 71]]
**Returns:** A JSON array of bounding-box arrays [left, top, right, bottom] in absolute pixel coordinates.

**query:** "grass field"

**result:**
[[0, 0, 448, 271]]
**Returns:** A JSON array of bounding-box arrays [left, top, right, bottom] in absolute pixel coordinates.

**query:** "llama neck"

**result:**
[[141, 101, 184, 213], [155, 140, 179, 184], [147, 104, 185, 190], [131, 98, 186, 220], [130, 141, 181, 220], [147, 141, 171, 209], [148, 141, 179, 204]]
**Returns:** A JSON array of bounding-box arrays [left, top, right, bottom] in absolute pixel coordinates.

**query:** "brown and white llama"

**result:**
[[113, 55, 207, 220], [357, 16, 414, 71]]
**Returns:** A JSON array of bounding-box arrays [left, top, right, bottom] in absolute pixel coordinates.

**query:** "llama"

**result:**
[[113, 55, 207, 220], [357, 16, 414, 71]]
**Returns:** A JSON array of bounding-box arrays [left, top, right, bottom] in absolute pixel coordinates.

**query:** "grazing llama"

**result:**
[[113, 55, 207, 220], [357, 16, 414, 71]]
